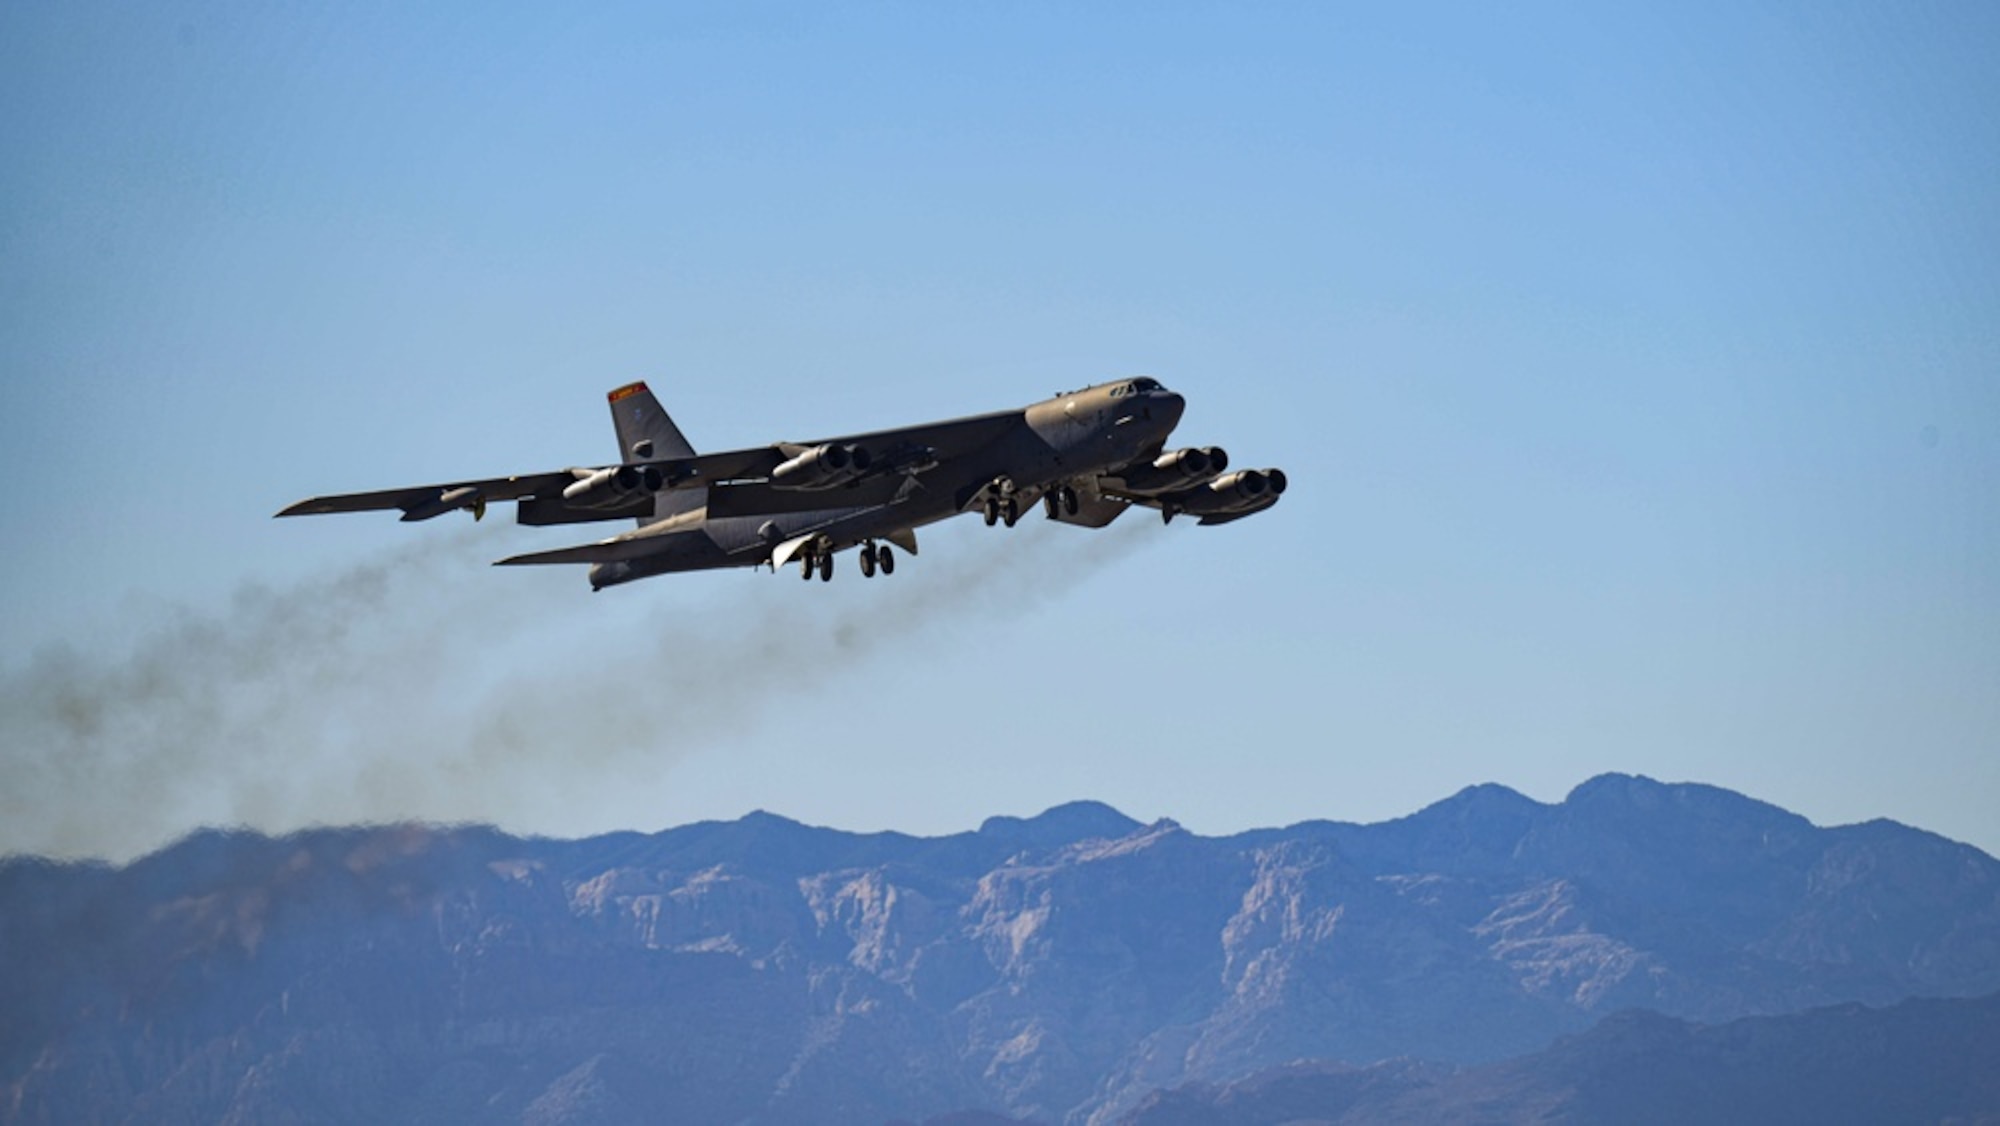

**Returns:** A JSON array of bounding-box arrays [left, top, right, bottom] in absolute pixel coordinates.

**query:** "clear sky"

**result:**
[[3, 2, 1995, 861]]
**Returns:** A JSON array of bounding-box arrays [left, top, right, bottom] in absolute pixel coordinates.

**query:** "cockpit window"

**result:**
[[1106, 378, 1162, 398]]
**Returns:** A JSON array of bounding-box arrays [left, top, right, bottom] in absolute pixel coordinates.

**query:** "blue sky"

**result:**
[[3, 2, 1995, 861]]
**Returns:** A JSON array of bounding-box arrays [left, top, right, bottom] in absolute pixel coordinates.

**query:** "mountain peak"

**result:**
[[1564, 772, 1667, 802], [1561, 773, 1814, 832], [978, 800, 1141, 847], [1351, 782, 1546, 874], [1427, 781, 1543, 815]]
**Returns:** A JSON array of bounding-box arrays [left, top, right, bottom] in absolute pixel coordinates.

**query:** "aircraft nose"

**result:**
[[1156, 391, 1186, 428]]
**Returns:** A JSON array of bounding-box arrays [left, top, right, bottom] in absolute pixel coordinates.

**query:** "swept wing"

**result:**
[[275, 448, 783, 525], [699, 409, 1021, 518]]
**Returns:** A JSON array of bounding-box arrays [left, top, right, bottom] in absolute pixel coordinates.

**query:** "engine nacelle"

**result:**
[[1173, 468, 1285, 515], [562, 464, 662, 510], [1115, 446, 1228, 495], [771, 443, 873, 490]]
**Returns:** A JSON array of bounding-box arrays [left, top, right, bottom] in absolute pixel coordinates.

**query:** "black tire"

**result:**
[[1061, 486, 1079, 515], [860, 545, 877, 578], [983, 498, 1000, 526], [1002, 499, 1019, 527], [800, 553, 814, 580], [878, 548, 894, 575], [819, 553, 834, 582]]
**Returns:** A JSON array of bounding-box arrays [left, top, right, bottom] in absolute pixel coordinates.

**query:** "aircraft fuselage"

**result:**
[[585, 381, 1185, 588]]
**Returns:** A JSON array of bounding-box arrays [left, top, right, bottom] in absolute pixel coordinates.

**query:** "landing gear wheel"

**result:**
[[1044, 493, 1061, 520], [1060, 486, 1079, 516], [1001, 498, 1020, 528], [818, 552, 835, 582], [859, 544, 877, 578], [877, 547, 894, 575], [983, 497, 1000, 526], [800, 553, 815, 580]]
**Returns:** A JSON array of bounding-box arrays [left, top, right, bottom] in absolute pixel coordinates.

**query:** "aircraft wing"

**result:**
[[275, 447, 786, 525], [494, 537, 665, 566], [276, 471, 583, 520], [786, 408, 1021, 463], [692, 409, 1023, 517]]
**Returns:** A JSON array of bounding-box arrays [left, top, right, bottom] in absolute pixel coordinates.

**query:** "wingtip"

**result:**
[[608, 381, 649, 403]]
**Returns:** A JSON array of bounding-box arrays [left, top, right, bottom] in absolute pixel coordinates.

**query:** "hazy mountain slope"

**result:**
[[1118, 991, 2000, 1125], [4, 776, 1997, 1124]]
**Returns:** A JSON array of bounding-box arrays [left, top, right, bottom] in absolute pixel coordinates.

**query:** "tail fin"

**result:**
[[609, 381, 696, 461], [607, 382, 705, 524]]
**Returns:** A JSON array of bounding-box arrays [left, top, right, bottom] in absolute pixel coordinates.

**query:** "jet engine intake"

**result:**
[[562, 464, 663, 510], [771, 443, 874, 490], [1115, 446, 1229, 494], [1172, 468, 1287, 515]]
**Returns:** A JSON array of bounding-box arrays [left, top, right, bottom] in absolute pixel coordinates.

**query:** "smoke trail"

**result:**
[[0, 514, 1160, 861], [0, 528, 526, 860], [430, 516, 1160, 812]]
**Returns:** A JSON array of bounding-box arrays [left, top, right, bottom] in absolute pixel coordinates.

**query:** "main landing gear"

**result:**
[[983, 495, 1021, 527], [1042, 485, 1079, 520], [857, 540, 895, 578], [988, 480, 1081, 526], [798, 548, 832, 581], [798, 541, 896, 582], [982, 478, 1025, 528]]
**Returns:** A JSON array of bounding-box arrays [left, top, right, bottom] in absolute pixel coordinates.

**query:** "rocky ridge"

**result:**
[[4, 776, 1998, 1124]]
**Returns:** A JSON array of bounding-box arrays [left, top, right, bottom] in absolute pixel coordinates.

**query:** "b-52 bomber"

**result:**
[[278, 379, 1286, 590]]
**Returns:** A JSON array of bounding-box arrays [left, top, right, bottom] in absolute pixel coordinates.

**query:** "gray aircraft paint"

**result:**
[[575, 380, 1186, 588], [278, 377, 1283, 591]]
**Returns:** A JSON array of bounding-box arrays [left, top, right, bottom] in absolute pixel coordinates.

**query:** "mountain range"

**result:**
[[4, 773, 1998, 1123], [1120, 991, 2000, 1125]]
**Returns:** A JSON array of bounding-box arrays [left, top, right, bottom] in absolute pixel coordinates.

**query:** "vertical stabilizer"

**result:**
[[607, 382, 705, 524]]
